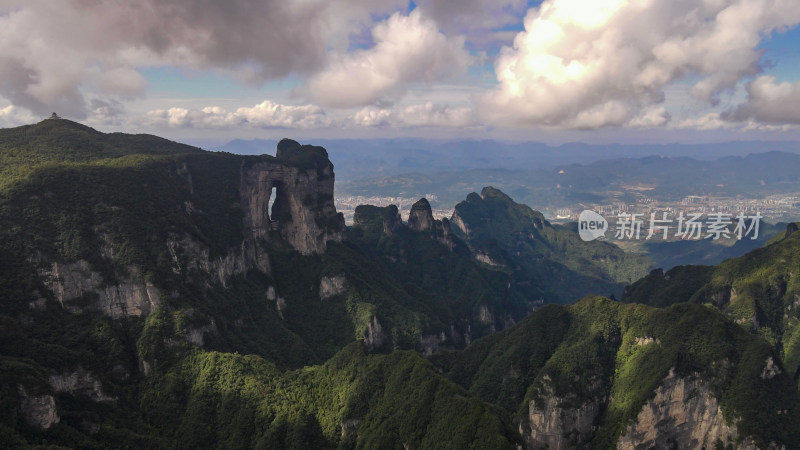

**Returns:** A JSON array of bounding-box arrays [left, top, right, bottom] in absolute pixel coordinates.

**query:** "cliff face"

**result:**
[[35, 139, 344, 319], [617, 369, 745, 450], [522, 369, 755, 450], [449, 187, 652, 303], [38, 261, 160, 318], [239, 141, 343, 254], [407, 198, 435, 232]]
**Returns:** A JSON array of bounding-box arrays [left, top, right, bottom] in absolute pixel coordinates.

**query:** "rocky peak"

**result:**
[[786, 222, 799, 239], [352, 204, 402, 238], [276, 138, 301, 157], [239, 140, 344, 255], [440, 217, 452, 238], [407, 198, 435, 232]]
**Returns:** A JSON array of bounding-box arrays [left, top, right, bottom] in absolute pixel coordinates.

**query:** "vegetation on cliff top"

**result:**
[[623, 226, 800, 379]]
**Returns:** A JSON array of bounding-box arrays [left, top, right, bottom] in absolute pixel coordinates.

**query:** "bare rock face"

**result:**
[[617, 368, 743, 450], [239, 140, 344, 255], [475, 251, 504, 268], [382, 205, 403, 237], [450, 209, 471, 237], [352, 204, 402, 238], [18, 386, 59, 430], [785, 222, 798, 239], [320, 274, 347, 300], [420, 332, 447, 356], [166, 232, 270, 287], [49, 368, 115, 402], [523, 376, 602, 449], [184, 320, 218, 347], [364, 315, 385, 351], [39, 261, 160, 319], [522, 368, 766, 450], [407, 198, 435, 232]]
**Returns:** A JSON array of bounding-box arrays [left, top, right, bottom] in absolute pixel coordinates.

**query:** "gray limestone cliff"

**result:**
[[521, 368, 768, 450], [36, 139, 344, 319], [522, 376, 603, 449], [38, 261, 160, 319], [363, 316, 385, 351], [49, 367, 115, 402], [617, 369, 754, 449], [240, 139, 343, 255], [18, 386, 59, 430], [320, 274, 347, 300]]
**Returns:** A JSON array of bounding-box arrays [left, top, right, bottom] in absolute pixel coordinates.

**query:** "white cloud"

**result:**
[[302, 10, 474, 107], [351, 102, 476, 128], [0, 0, 404, 117], [674, 113, 733, 131], [627, 107, 671, 129], [143, 100, 330, 129], [727, 75, 800, 124], [673, 110, 797, 132], [0, 104, 36, 127], [480, 0, 800, 129]]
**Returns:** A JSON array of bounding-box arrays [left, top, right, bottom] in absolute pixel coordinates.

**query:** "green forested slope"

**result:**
[[1, 119, 796, 449], [623, 225, 800, 380], [451, 187, 652, 302]]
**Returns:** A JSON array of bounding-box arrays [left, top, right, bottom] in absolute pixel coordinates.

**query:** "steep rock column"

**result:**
[[239, 140, 344, 255], [407, 198, 435, 232]]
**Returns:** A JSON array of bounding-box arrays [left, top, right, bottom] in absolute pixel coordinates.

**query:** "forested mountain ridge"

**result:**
[[1, 119, 797, 449], [624, 222, 800, 384], [450, 186, 652, 302]]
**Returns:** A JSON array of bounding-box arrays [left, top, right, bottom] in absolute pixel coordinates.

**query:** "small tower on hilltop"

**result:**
[[49, 112, 61, 119]]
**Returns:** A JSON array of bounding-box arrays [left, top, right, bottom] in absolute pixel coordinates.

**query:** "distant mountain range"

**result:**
[[338, 151, 800, 213], [217, 138, 800, 180]]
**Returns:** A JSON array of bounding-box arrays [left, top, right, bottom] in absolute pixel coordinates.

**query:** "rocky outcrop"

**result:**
[[267, 286, 287, 319], [521, 368, 758, 450], [383, 205, 403, 237], [320, 274, 347, 300], [785, 222, 798, 239], [420, 332, 447, 356], [185, 320, 218, 347], [761, 357, 781, 380], [239, 139, 344, 255], [617, 368, 743, 450], [352, 204, 402, 237], [523, 377, 601, 449], [450, 209, 471, 237], [475, 251, 504, 268], [49, 368, 115, 402], [167, 233, 270, 287], [340, 419, 360, 439], [363, 316, 385, 351], [18, 386, 59, 430], [39, 261, 160, 319], [407, 198, 435, 232]]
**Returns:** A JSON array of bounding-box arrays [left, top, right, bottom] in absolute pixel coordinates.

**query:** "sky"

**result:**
[[2, 0, 800, 147]]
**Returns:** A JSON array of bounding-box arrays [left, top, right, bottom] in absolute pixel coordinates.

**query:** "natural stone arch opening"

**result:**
[[268, 186, 277, 219], [268, 180, 291, 229]]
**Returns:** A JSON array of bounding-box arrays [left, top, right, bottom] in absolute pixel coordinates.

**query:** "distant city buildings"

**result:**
[[334, 191, 800, 227]]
